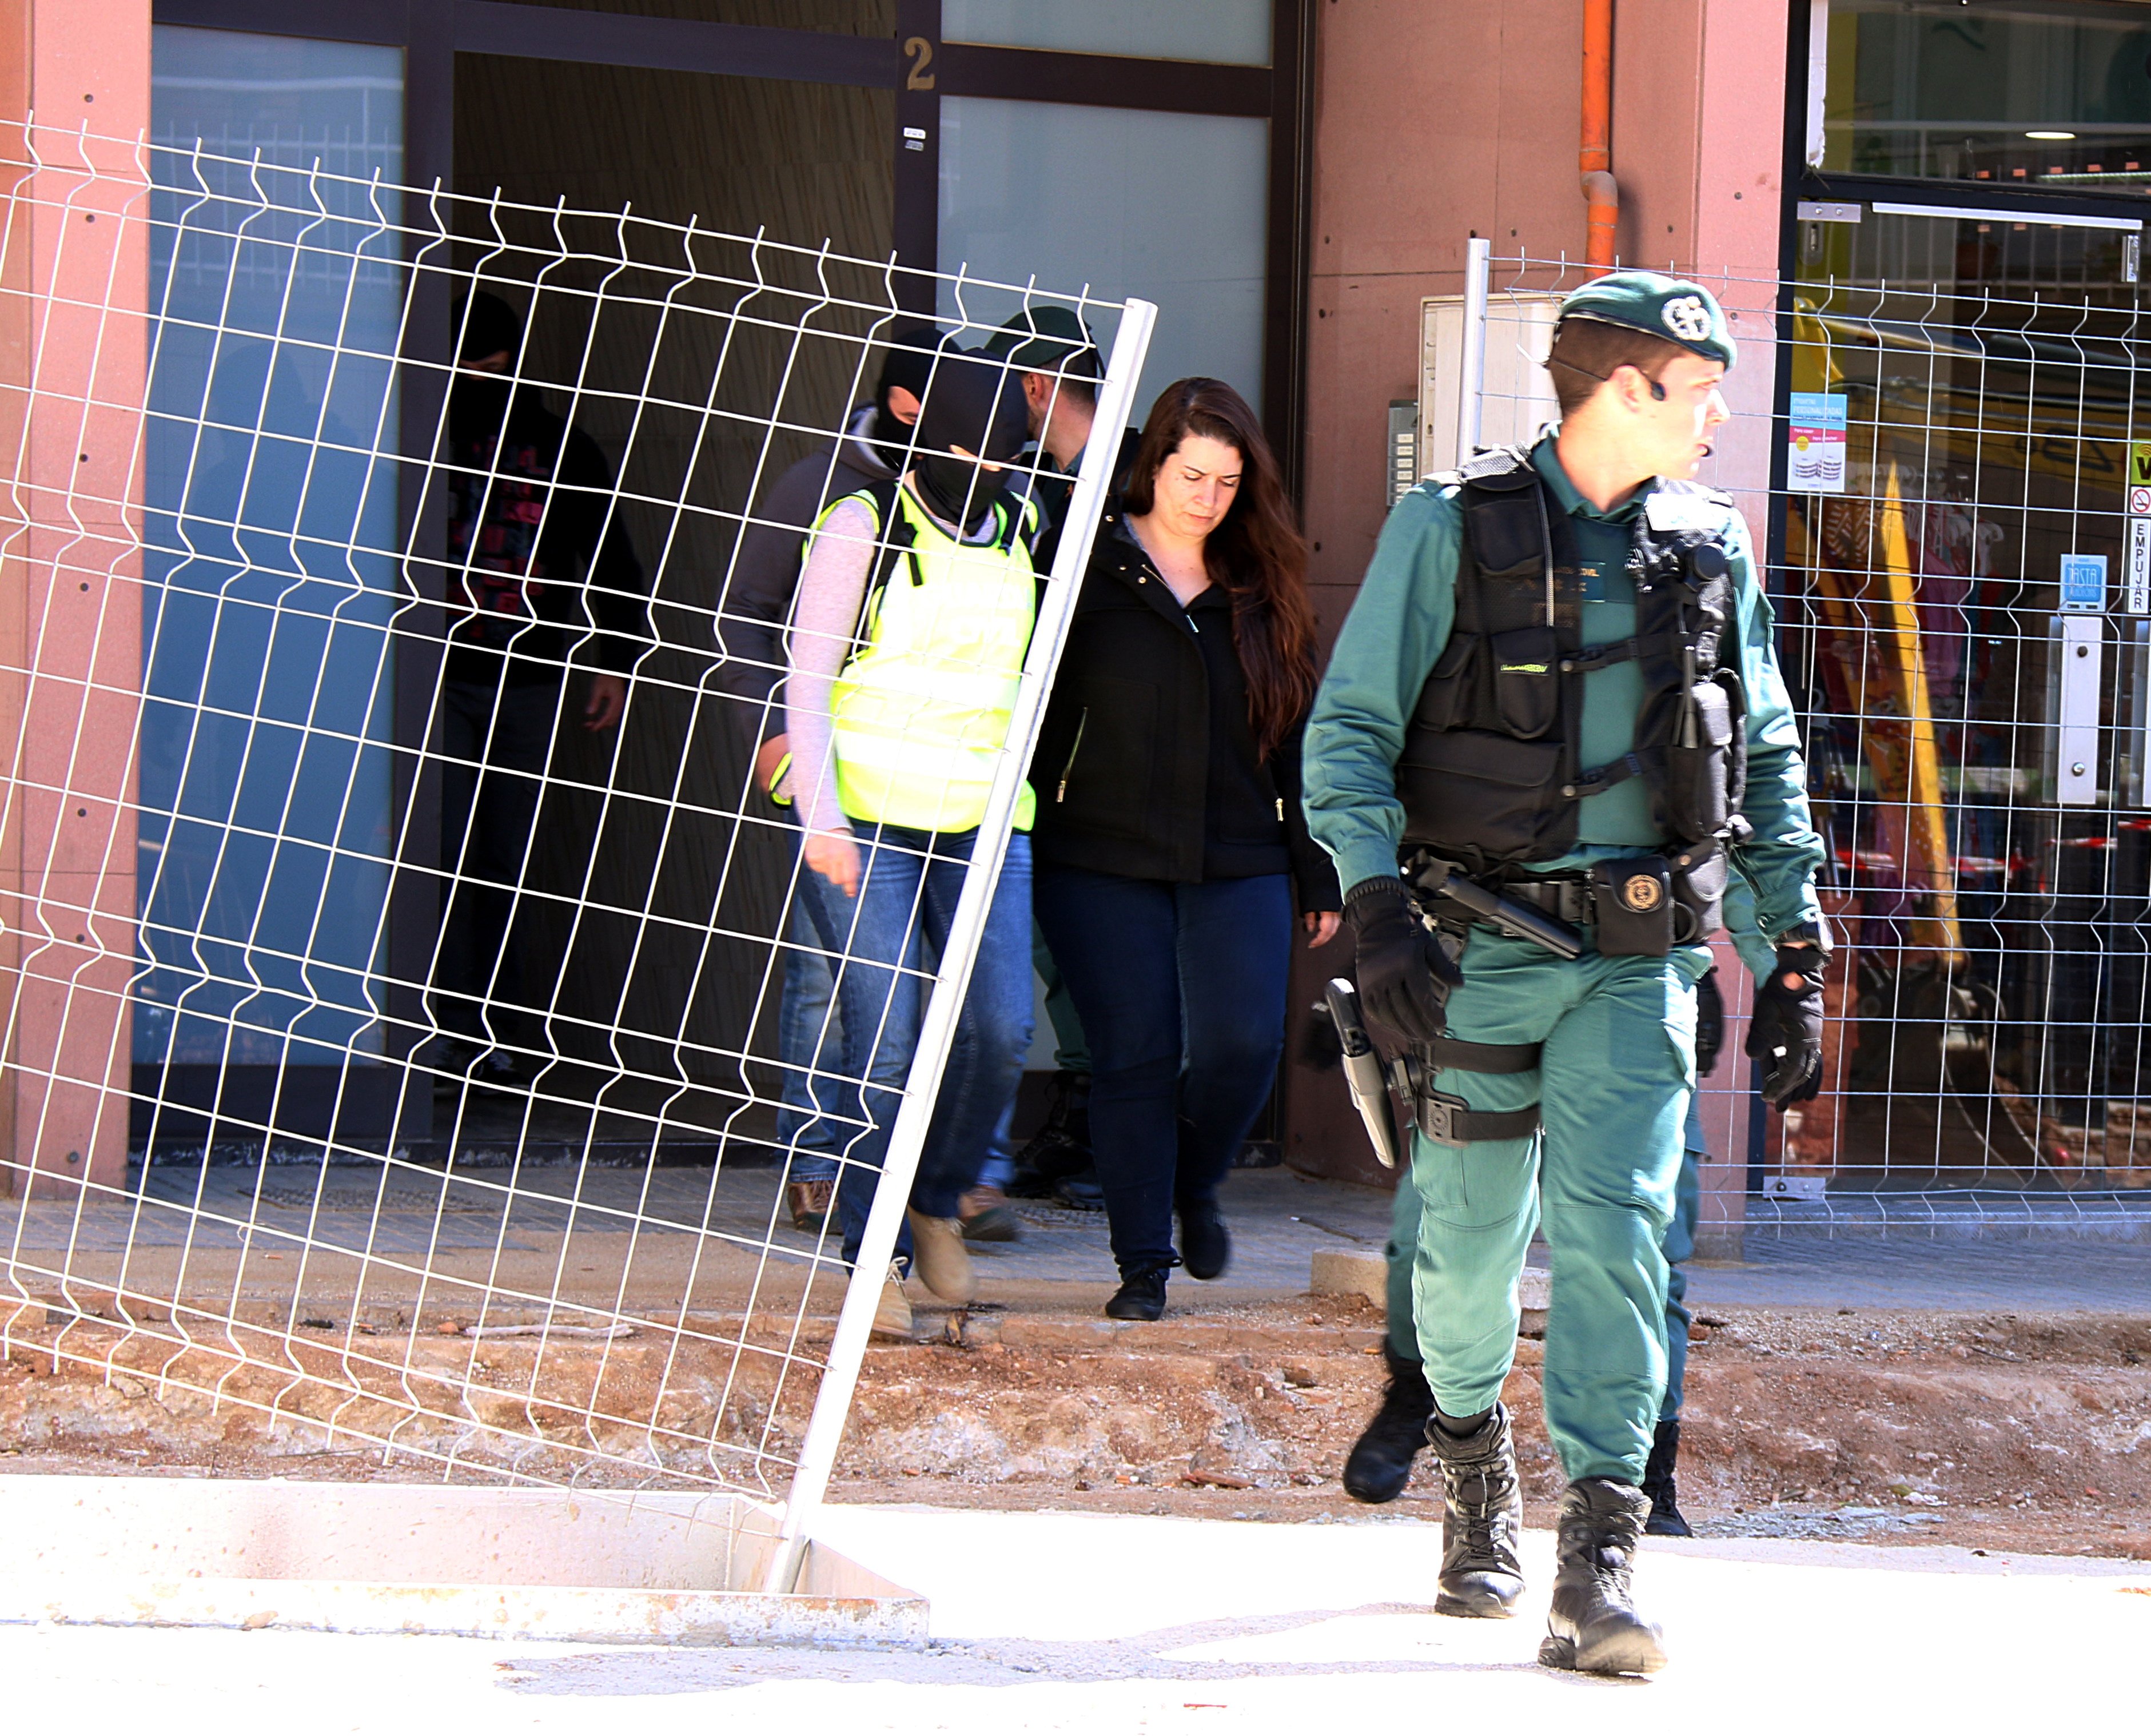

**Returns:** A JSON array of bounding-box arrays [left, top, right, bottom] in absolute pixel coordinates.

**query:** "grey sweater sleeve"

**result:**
[[783, 498, 878, 837], [716, 455, 839, 711]]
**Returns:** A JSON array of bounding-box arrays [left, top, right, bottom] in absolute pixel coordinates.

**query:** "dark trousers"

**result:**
[[434, 676, 560, 1050], [1031, 867, 1291, 1275]]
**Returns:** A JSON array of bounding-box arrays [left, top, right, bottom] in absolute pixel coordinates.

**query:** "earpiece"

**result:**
[[1649, 381, 1667, 401]]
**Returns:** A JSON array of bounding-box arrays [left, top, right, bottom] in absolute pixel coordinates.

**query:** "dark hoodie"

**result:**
[[443, 376, 649, 687]]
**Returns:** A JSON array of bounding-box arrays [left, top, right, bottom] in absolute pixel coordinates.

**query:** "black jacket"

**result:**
[[443, 378, 648, 687], [1031, 515, 1339, 912]]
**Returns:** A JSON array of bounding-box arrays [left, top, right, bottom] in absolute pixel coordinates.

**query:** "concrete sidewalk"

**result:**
[[3, 1504, 2142, 1731], [7, 1156, 2146, 1318]]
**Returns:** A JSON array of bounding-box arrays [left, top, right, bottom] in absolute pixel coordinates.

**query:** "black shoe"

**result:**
[[1537, 1477, 1668, 1676], [1642, 1418, 1692, 1537], [1054, 1166, 1106, 1211], [1177, 1195, 1230, 1281], [1341, 1347, 1435, 1504], [1009, 1071, 1093, 1198], [1105, 1267, 1168, 1321], [1424, 1403, 1526, 1618]]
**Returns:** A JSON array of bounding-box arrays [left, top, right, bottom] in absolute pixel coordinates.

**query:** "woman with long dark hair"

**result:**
[[1030, 377, 1340, 1320]]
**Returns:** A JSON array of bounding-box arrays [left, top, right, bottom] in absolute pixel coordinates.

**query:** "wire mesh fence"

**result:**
[[1468, 236, 2151, 1238], [0, 120, 1151, 1536]]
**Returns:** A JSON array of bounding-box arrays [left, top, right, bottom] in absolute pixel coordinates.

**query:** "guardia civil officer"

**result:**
[[1303, 273, 1827, 1676]]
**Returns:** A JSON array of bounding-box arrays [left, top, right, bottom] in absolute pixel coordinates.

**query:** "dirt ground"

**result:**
[[3, 1290, 2148, 1562]]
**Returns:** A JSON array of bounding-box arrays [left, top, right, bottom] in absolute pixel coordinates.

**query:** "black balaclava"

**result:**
[[909, 347, 1028, 532], [871, 324, 942, 464], [448, 290, 525, 439]]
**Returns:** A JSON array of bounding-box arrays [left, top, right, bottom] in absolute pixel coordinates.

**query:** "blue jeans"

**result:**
[[795, 823, 1034, 1264], [774, 905, 841, 1184], [1031, 868, 1292, 1275]]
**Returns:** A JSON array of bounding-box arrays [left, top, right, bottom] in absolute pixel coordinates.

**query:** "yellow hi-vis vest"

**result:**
[[821, 481, 1039, 834]]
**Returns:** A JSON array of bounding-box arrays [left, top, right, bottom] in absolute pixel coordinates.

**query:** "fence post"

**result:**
[[762, 297, 1158, 1594], [1456, 236, 1491, 460]]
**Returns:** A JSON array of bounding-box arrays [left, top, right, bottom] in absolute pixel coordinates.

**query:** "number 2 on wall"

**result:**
[[903, 37, 937, 90]]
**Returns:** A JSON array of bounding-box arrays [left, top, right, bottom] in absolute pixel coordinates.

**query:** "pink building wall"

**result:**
[[0, 0, 153, 1198], [1286, 1, 1794, 1253]]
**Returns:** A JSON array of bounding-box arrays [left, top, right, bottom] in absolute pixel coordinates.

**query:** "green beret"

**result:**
[[983, 305, 1101, 376], [1558, 271, 1736, 370]]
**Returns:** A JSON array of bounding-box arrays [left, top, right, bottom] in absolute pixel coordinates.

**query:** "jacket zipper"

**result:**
[[1055, 708, 1088, 802]]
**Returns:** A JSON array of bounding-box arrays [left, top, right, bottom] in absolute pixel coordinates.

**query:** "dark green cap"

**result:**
[[1557, 271, 1736, 370], [983, 305, 1102, 376]]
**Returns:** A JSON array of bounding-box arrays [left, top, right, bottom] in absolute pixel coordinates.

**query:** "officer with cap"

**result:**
[[1304, 271, 1826, 1676], [985, 305, 1144, 570]]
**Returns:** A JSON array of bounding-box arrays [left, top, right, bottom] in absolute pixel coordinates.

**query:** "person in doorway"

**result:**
[[986, 305, 1145, 571], [786, 344, 1040, 1337], [433, 290, 649, 1086], [1341, 965, 1727, 1536], [721, 327, 940, 1234], [1304, 273, 1826, 1676], [1029, 378, 1341, 1323]]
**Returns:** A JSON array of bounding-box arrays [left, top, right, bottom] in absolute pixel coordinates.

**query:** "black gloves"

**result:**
[[1694, 966, 1724, 1078], [1347, 878, 1461, 1044], [1746, 944, 1825, 1106]]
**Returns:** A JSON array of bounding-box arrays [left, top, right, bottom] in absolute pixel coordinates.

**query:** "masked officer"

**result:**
[[1304, 272, 1826, 1677]]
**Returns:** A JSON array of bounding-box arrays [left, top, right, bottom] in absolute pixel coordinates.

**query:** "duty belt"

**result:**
[[1478, 877, 1594, 926], [1407, 1038, 1543, 1148]]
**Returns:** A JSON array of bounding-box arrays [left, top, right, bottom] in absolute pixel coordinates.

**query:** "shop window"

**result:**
[[1825, 0, 2151, 189]]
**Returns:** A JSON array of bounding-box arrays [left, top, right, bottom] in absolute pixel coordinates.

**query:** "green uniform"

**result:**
[[1381, 1094, 1706, 1416], [1305, 434, 1821, 1483]]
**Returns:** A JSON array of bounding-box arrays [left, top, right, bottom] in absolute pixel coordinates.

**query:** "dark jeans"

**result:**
[[1031, 867, 1292, 1275], [434, 676, 560, 1050], [793, 823, 1034, 1265]]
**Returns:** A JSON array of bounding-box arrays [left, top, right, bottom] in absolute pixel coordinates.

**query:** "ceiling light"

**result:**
[[2026, 130, 2077, 141]]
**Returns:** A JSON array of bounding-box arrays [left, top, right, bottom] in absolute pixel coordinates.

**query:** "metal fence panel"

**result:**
[[0, 122, 1152, 1552]]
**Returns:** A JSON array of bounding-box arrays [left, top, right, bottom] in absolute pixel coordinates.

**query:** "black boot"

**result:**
[[1537, 1477, 1668, 1676], [1423, 1404, 1525, 1618], [1009, 1071, 1092, 1197], [1341, 1347, 1435, 1504], [1105, 1265, 1168, 1321], [1642, 1418, 1692, 1537], [1176, 1194, 1230, 1281]]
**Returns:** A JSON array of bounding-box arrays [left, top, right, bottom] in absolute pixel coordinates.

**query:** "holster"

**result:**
[[1403, 1039, 1544, 1148]]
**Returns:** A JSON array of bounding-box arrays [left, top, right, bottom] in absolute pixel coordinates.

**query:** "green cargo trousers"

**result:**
[[1383, 1093, 1709, 1419], [1399, 927, 1711, 1484]]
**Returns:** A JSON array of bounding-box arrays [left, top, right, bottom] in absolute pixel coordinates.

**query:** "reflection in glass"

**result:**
[[142, 27, 405, 1066], [938, 97, 1268, 414], [943, 0, 1272, 66], [1825, 0, 2151, 189]]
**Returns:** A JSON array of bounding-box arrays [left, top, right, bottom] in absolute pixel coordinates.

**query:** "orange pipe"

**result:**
[[1582, 0, 1618, 272]]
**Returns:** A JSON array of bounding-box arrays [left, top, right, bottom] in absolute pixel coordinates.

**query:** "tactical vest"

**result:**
[[822, 479, 1041, 835], [1395, 447, 1748, 910]]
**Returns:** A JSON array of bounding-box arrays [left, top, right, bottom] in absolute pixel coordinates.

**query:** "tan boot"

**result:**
[[871, 1263, 914, 1339], [905, 1208, 976, 1304], [958, 1184, 1022, 1243], [787, 1177, 834, 1233]]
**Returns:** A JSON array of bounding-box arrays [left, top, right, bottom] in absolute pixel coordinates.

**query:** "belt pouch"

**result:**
[[1592, 855, 1674, 957], [1668, 844, 1728, 944]]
